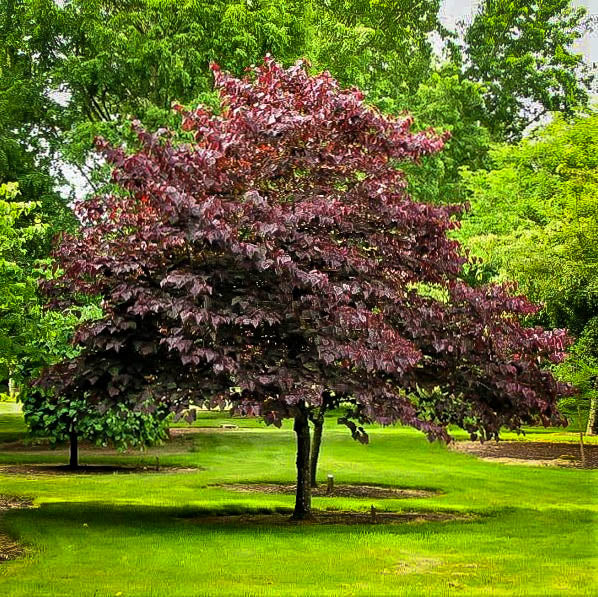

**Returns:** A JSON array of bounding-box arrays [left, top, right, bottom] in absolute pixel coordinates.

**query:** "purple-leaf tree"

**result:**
[[36, 58, 572, 520]]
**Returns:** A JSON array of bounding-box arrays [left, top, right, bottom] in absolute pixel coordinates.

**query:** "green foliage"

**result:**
[[457, 111, 598, 419], [0, 0, 311, 187], [556, 318, 598, 425], [403, 67, 492, 204], [21, 389, 170, 450], [0, 181, 45, 382], [458, 112, 598, 328], [305, 3, 492, 204], [1, 0, 593, 205], [309, 0, 445, 107], [456, 0, 594, 140], [0, 180, 96, 386]]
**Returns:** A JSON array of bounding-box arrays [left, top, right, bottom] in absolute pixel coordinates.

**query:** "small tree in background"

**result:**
[[21, 390, 170, 469], [36, 59, 572, 519]]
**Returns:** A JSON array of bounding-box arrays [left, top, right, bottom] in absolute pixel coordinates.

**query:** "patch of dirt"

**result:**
[[388, 557, 443, 575], [0, 464, 201, 476], [187, 510, 469, 526], [0, 495, 32, 562], [213, 483, 438, 499], [451, 441, 598, 469]]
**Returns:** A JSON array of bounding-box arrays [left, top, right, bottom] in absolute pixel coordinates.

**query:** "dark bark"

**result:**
[[69, 430, 79, 469], [291, 407, 313, 520], [310, 415, 324, 487]]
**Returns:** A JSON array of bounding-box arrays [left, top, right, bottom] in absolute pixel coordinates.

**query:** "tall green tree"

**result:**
[[0, 0, 311, 187], [457, 112, 598, 431], [2, 1, 593, 202], [454, 0, 594, 140], [402, 66, 492, 204], [309, 0, 447, 107]]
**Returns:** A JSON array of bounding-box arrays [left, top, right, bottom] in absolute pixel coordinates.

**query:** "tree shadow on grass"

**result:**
[[2, 500, 480, 539], [4, 500, 595, 572]]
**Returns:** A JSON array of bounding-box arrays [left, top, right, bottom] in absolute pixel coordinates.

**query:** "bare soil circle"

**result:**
[[213, 483, 439, 499], [186, 510, 469, 526], [0, 495, 32, 562], [451, 441, 598, 469], [0, 464, 201, 476]]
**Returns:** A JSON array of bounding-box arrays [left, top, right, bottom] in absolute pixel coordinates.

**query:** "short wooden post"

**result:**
[[370, 505, 376, 522], [326, 474, 334, 494]]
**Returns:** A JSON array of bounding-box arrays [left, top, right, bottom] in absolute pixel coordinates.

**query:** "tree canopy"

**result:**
[[34, 60, 572, 517], [454, 0, 594, 140], [1, 0, 592, 201]]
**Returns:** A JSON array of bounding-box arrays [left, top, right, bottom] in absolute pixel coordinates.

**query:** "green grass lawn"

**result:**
[[0, 403, 596, 596]]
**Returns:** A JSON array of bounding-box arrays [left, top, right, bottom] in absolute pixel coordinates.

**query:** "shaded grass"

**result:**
[[0, 408, 596, 596], [2, 502, 595, 596]]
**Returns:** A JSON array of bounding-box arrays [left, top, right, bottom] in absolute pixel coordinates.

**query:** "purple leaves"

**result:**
[[36, 58, 572, 441]]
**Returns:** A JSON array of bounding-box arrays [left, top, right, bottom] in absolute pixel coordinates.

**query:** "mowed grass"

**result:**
[[0, 403, 596, 596]]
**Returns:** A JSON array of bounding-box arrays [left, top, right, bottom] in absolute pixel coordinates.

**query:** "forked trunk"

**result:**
[[292, 408, 313, 520], [310, 416, 324, 487], [69, 430, 79, 469]]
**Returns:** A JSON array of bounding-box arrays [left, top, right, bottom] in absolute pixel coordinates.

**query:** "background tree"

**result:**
[[457, 112, 598, 432], [0, 181, 69, 391], [35, 60, 571, 519], [0, 0, 311, 189], [2, 1, 593, 206], [309, 0, 446, 106], [21, 390, 170, 469], [557, 321, 598, 436], [401, 67, 492, 204], [452, 0, 595, 140]]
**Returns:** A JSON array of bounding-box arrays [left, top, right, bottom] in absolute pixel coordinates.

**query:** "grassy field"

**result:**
[[0, 402, 596, 596]]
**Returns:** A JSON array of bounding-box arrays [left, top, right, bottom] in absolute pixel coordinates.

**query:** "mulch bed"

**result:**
[[0, 495, 32, 562], [0, 464, 201, 476], [187, 510, 469, 526], [451, 441, 598, 469], [213, 483, 438, 499]]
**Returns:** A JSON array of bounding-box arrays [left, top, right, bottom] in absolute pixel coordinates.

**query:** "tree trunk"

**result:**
[[310, 415, 324, 487], [69, 431, 79, 469], [587, 395, 598, 436], [291, 408, 313, 520]]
